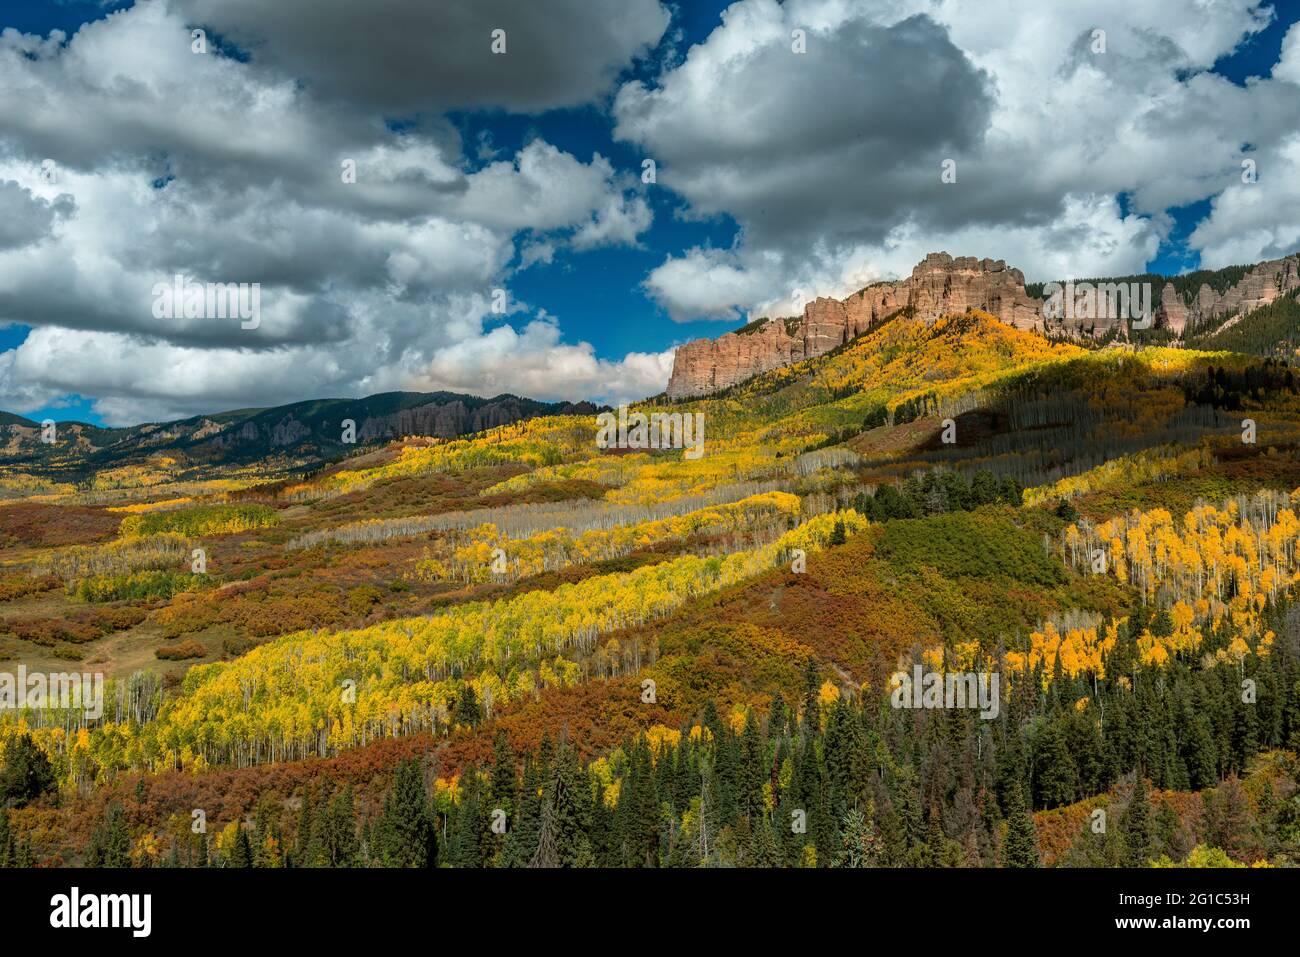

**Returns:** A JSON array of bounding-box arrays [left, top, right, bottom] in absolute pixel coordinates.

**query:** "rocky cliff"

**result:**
[[666, 251, 1300, 399], [1154, 254, 1300, 335], [666, 253, 1042, 398]]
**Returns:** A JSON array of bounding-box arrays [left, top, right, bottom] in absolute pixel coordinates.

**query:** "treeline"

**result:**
[[850, 469, 1022, 520]]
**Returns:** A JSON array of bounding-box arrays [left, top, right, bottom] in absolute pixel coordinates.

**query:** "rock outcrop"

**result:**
[[666, 251, 1300, 399], [1155, 254, 1300, 333], [666, 253, 1042, 398]]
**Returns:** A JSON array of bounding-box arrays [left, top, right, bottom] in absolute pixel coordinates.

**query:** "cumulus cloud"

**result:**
[[411, 317, 676, 407], [0, 181, 68, 250], [0, 0, 663, 423], [1277, 22, 1300, 85], [643, 247, 784, 322], [618, 0, 1298, 320], [2, 0, 1297, 421]]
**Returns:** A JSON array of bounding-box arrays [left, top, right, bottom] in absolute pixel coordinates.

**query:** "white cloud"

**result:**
[[412, 317, 675, 406], [0, 1, 660, 422], [1277, 21, 1300, 85], [617, 0, 1296, 319]]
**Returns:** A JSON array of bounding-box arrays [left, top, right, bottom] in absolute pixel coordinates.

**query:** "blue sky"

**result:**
[[2, 0, 1299, 426]]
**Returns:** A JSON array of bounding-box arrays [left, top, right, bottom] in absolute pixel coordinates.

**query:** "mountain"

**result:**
[[1184, 290, 1300, 355], [667, 253, 1041, 398], [666, 250, 1300, 399], [0, 390, 599, 479], [6, 288, 1300, 874]]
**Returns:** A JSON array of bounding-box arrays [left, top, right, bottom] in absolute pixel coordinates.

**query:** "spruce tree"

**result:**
[[227, 824, 253, 868], [0, 734, 56, 806], [1001, 785, 1041, 867], [85, 802, 132, 868], [325, 787, 360, 867], [378, 758, 436, 867], [834, 804, 883, 867], [295, 783, 316, 867], [1119, 773, 1154, 866]]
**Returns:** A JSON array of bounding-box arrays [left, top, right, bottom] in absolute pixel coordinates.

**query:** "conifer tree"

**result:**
[[1001, 785, 1040, 868], [378, 758, 437, 867], [85, 802, 132, 868], [835, 804, 883, 867], [1120, 773, 1153, 867], [0, 734, 56, 806]]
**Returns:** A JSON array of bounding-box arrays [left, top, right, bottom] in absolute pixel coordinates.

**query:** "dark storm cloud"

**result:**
[[173, 0, 672, 114]]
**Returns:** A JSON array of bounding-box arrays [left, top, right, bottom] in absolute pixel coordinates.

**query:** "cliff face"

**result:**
[[1159, 254, 1300, 334], [666, 251, 1300, 399], [666, 253, 1042, 399]]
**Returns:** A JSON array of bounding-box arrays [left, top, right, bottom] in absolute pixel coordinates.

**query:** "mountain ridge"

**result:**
[[0, 390, 601, 479], [666, 250, 1300, 399]]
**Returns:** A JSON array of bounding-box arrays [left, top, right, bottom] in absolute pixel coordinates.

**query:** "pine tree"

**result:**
[[503, 753, 542, 867], [834, 804, 883, 867], [1001, 785, 1040, 868], [0, 734, 56, 806], [325, 787, 360, 867], [829, 519, 847, 546], [1033, 717, 1079, 809], [85, 802, 132, 868], [457, 684, 481, 728], [530, 741, 591, 867], [378, 758, 437, 867], [451, 771, 485, 867], [747, 811, 780, 867], [295, 783, 317, 868], [227, 824, 253, 868], [1120, 773, 1154, 867]]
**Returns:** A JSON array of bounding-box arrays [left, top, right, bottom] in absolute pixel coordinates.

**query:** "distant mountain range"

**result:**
[[0, 391, 599, 479]]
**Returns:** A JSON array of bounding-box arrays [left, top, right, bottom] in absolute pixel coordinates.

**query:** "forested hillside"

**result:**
[[4, 309, 1300, 869]]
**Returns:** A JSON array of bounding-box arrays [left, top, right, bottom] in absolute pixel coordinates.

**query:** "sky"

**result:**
[[1, 0, 1299, 427]]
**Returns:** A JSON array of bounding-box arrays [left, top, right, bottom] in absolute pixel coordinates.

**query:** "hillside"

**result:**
[[1185, 292, 1300, 356], [0, 391, 599, 490], [4, 304, 1300, 871], [668, 250, 1300, 399]]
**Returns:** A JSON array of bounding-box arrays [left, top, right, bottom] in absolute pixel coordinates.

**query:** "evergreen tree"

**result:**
[[227, 823, 253, 868], [377, 758, 437, 867], [323, 787, 360, 867], [834, 804, 883, 867], [1033, 717, 1079, 809], [85, 802, 132, 868], [503, 753, 542, 867], [1001, 785, 1040, 868], [0, 734, 56, 806], [1120, 774, 1154, 867], [295, 783, 317, 867], [457, 684, 482, 728]]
